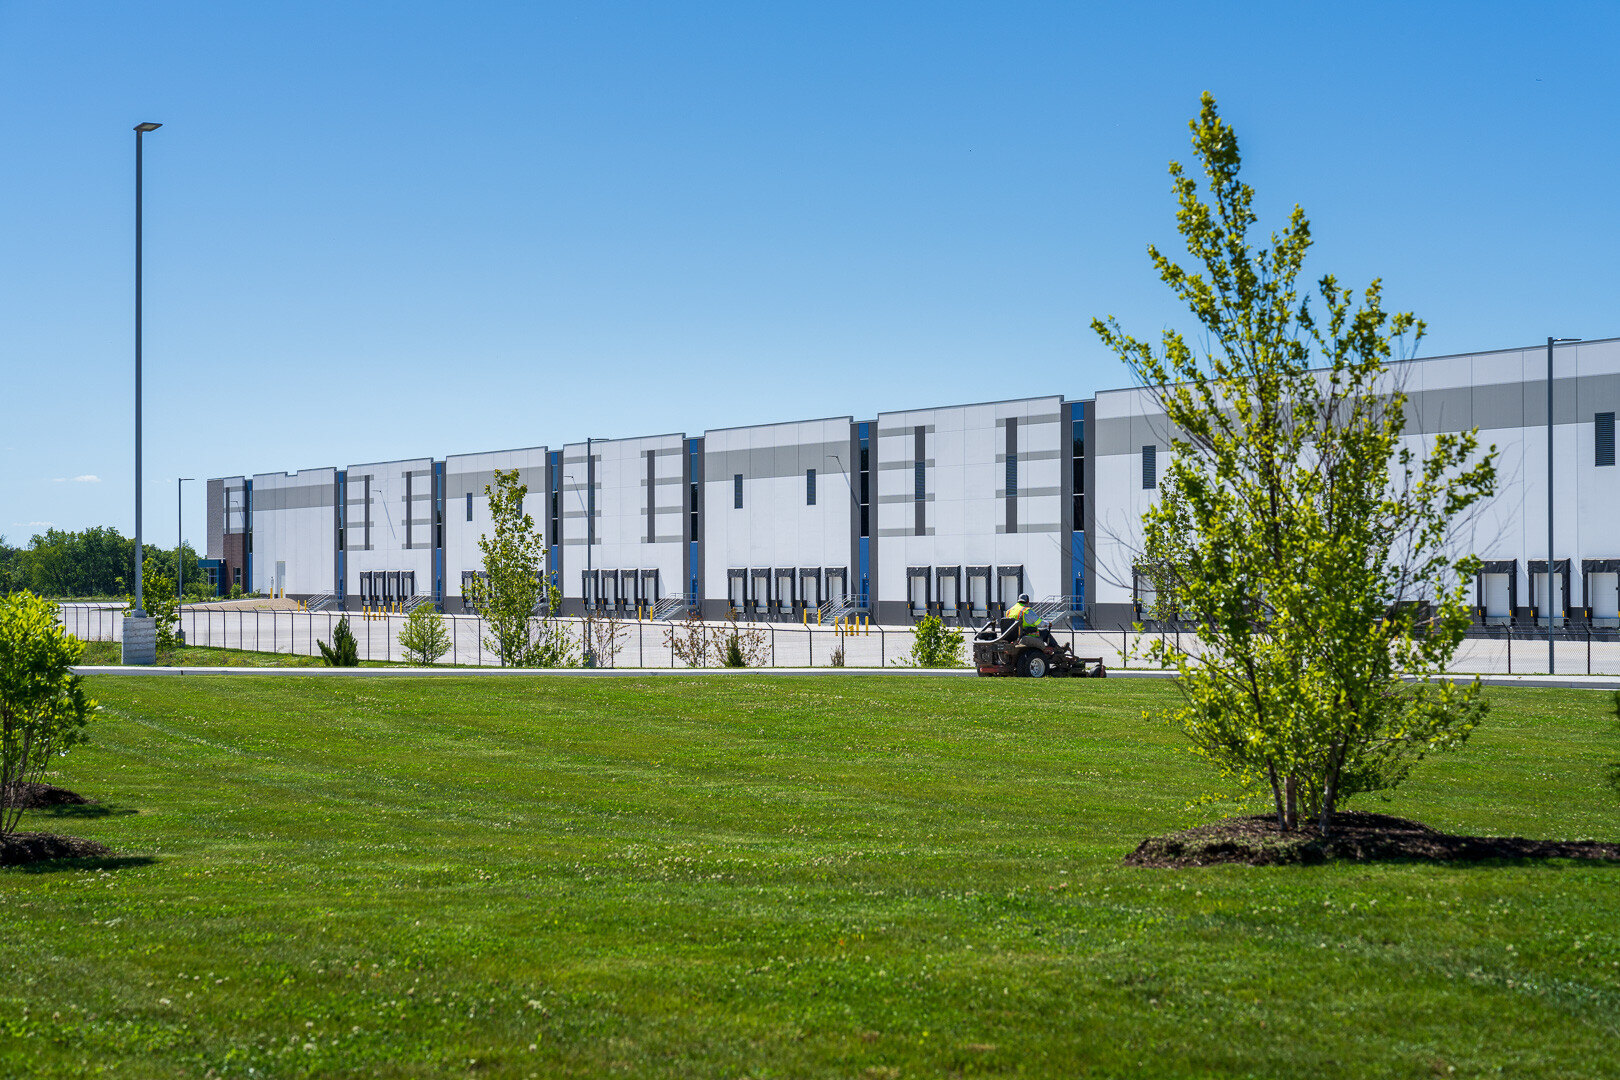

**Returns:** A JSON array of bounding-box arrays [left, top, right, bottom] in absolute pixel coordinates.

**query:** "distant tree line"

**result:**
[[0, 528, 208, 599]]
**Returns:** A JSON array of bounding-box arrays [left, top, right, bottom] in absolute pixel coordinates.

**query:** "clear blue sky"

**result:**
[[3, 1, 1616, 547]]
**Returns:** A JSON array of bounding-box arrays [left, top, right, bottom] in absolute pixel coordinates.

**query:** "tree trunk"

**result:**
[[1320, 738, 1347, 838], [1267, 762, 1286, 829], [1284, 773, 1298, 832]]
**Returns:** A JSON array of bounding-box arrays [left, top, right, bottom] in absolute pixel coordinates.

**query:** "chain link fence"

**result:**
[[55, 603, 1620, 674]]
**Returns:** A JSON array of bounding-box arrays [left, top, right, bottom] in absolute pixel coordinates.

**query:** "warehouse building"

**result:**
[[207, 337, 1620, 630]]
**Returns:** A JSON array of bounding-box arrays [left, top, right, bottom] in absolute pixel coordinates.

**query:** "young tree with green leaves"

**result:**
[[0, 591, 96, 835], [1093, 94, 1497, 836], [398, 604, 452, 665], [465, 470, 577, 668]]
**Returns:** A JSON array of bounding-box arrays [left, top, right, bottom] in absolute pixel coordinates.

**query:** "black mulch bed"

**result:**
[[1, 832, 113, 865], [1126, 811, 1620, 868], [1, 783, 94, 809]]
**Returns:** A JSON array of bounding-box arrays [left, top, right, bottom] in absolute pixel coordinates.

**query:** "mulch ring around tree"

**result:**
[[1, 785, 112, 866], [1, 832, 113, 866], [1, 782, 95, 809], [1125, 811, 1620, 868]]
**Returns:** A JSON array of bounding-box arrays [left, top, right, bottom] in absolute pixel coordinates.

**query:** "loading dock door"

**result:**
[[996, 566, 1024, 611], [775, 569, 795, 616], [967, 567, 990, 618], [401, 572, 415, 599], [728, 570, 747, 614], [1592, 572, 1619, 627], [907, 568, 930, 619], [602, 571, 619, 610], [751, 569, 772, 617], [824, 567, 846, 601], [1481, 572, 1511, 624], [936, 567, 960, 615], [799, 568, 822, 611]]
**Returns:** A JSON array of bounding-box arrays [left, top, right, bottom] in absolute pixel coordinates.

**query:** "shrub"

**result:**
[[0, 591, 96, 835], [399, 605, 451, 666], [318, 617, 360, 666], [126, 558, 180, 651], [906, 614, 965, 667]]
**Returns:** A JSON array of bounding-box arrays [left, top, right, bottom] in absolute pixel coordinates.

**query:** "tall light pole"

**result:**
[[177, 477, 193, 602], [1547, 336, 1580, 674], [132, 122, 161, 618]]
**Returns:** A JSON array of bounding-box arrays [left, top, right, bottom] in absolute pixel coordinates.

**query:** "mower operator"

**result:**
[[1007, 593, 1041, 641]]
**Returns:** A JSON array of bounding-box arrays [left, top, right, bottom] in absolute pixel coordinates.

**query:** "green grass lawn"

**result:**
[[4, 676, 1618, 1079]]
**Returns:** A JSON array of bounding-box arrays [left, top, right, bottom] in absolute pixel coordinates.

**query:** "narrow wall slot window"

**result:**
[[1598, 412, 1616, 467], [858, 431, 871, 537], [1005, 416, 1018, 534], [734, 474, 743, 509], [806, 468, 816, 506], [1071, 418, 1085, 528], [913, 425, 927, 536], [465, 492, 473, 522], [1142, 445, 1157, 490], [646, 451, 657, 544]]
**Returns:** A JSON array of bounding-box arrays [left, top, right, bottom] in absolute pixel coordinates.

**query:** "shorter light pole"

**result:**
[[177, 477, 193, 602]]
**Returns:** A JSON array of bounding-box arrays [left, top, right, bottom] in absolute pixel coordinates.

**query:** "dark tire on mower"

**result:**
[[1019, 651, 1048, 678]]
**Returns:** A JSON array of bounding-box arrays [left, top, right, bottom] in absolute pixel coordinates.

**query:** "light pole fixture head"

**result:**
[[1553, 337, 1582, 343], [134, 122, 162, 133]]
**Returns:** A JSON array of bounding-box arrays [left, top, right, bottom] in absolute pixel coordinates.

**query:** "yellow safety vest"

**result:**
[[1008, 603, 1038, 629]]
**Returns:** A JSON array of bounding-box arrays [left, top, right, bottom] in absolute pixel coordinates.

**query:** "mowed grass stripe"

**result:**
[[2, 675, 1616, 1078]]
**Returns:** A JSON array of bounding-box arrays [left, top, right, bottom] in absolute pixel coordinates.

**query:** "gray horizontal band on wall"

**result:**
[[561, 538, 601, 546], [995, 449, 1061, 463], [248, 485, 337, 512], [877, 493, 935, 503], [876, 459, 935, 470], [997, 523, 1062, 533], [702, 441, 851, 482], [996, 486, 1061, 498], [996, 413, 1061, 427], [640, 476, 685, 487], [875, 425, 936, 438], [1091, 372, 1620, 456], [878, 527, 936, 536], [444, 468, 545, 495], [646, 534, 684, 544], [561, 510, 600, 519]]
